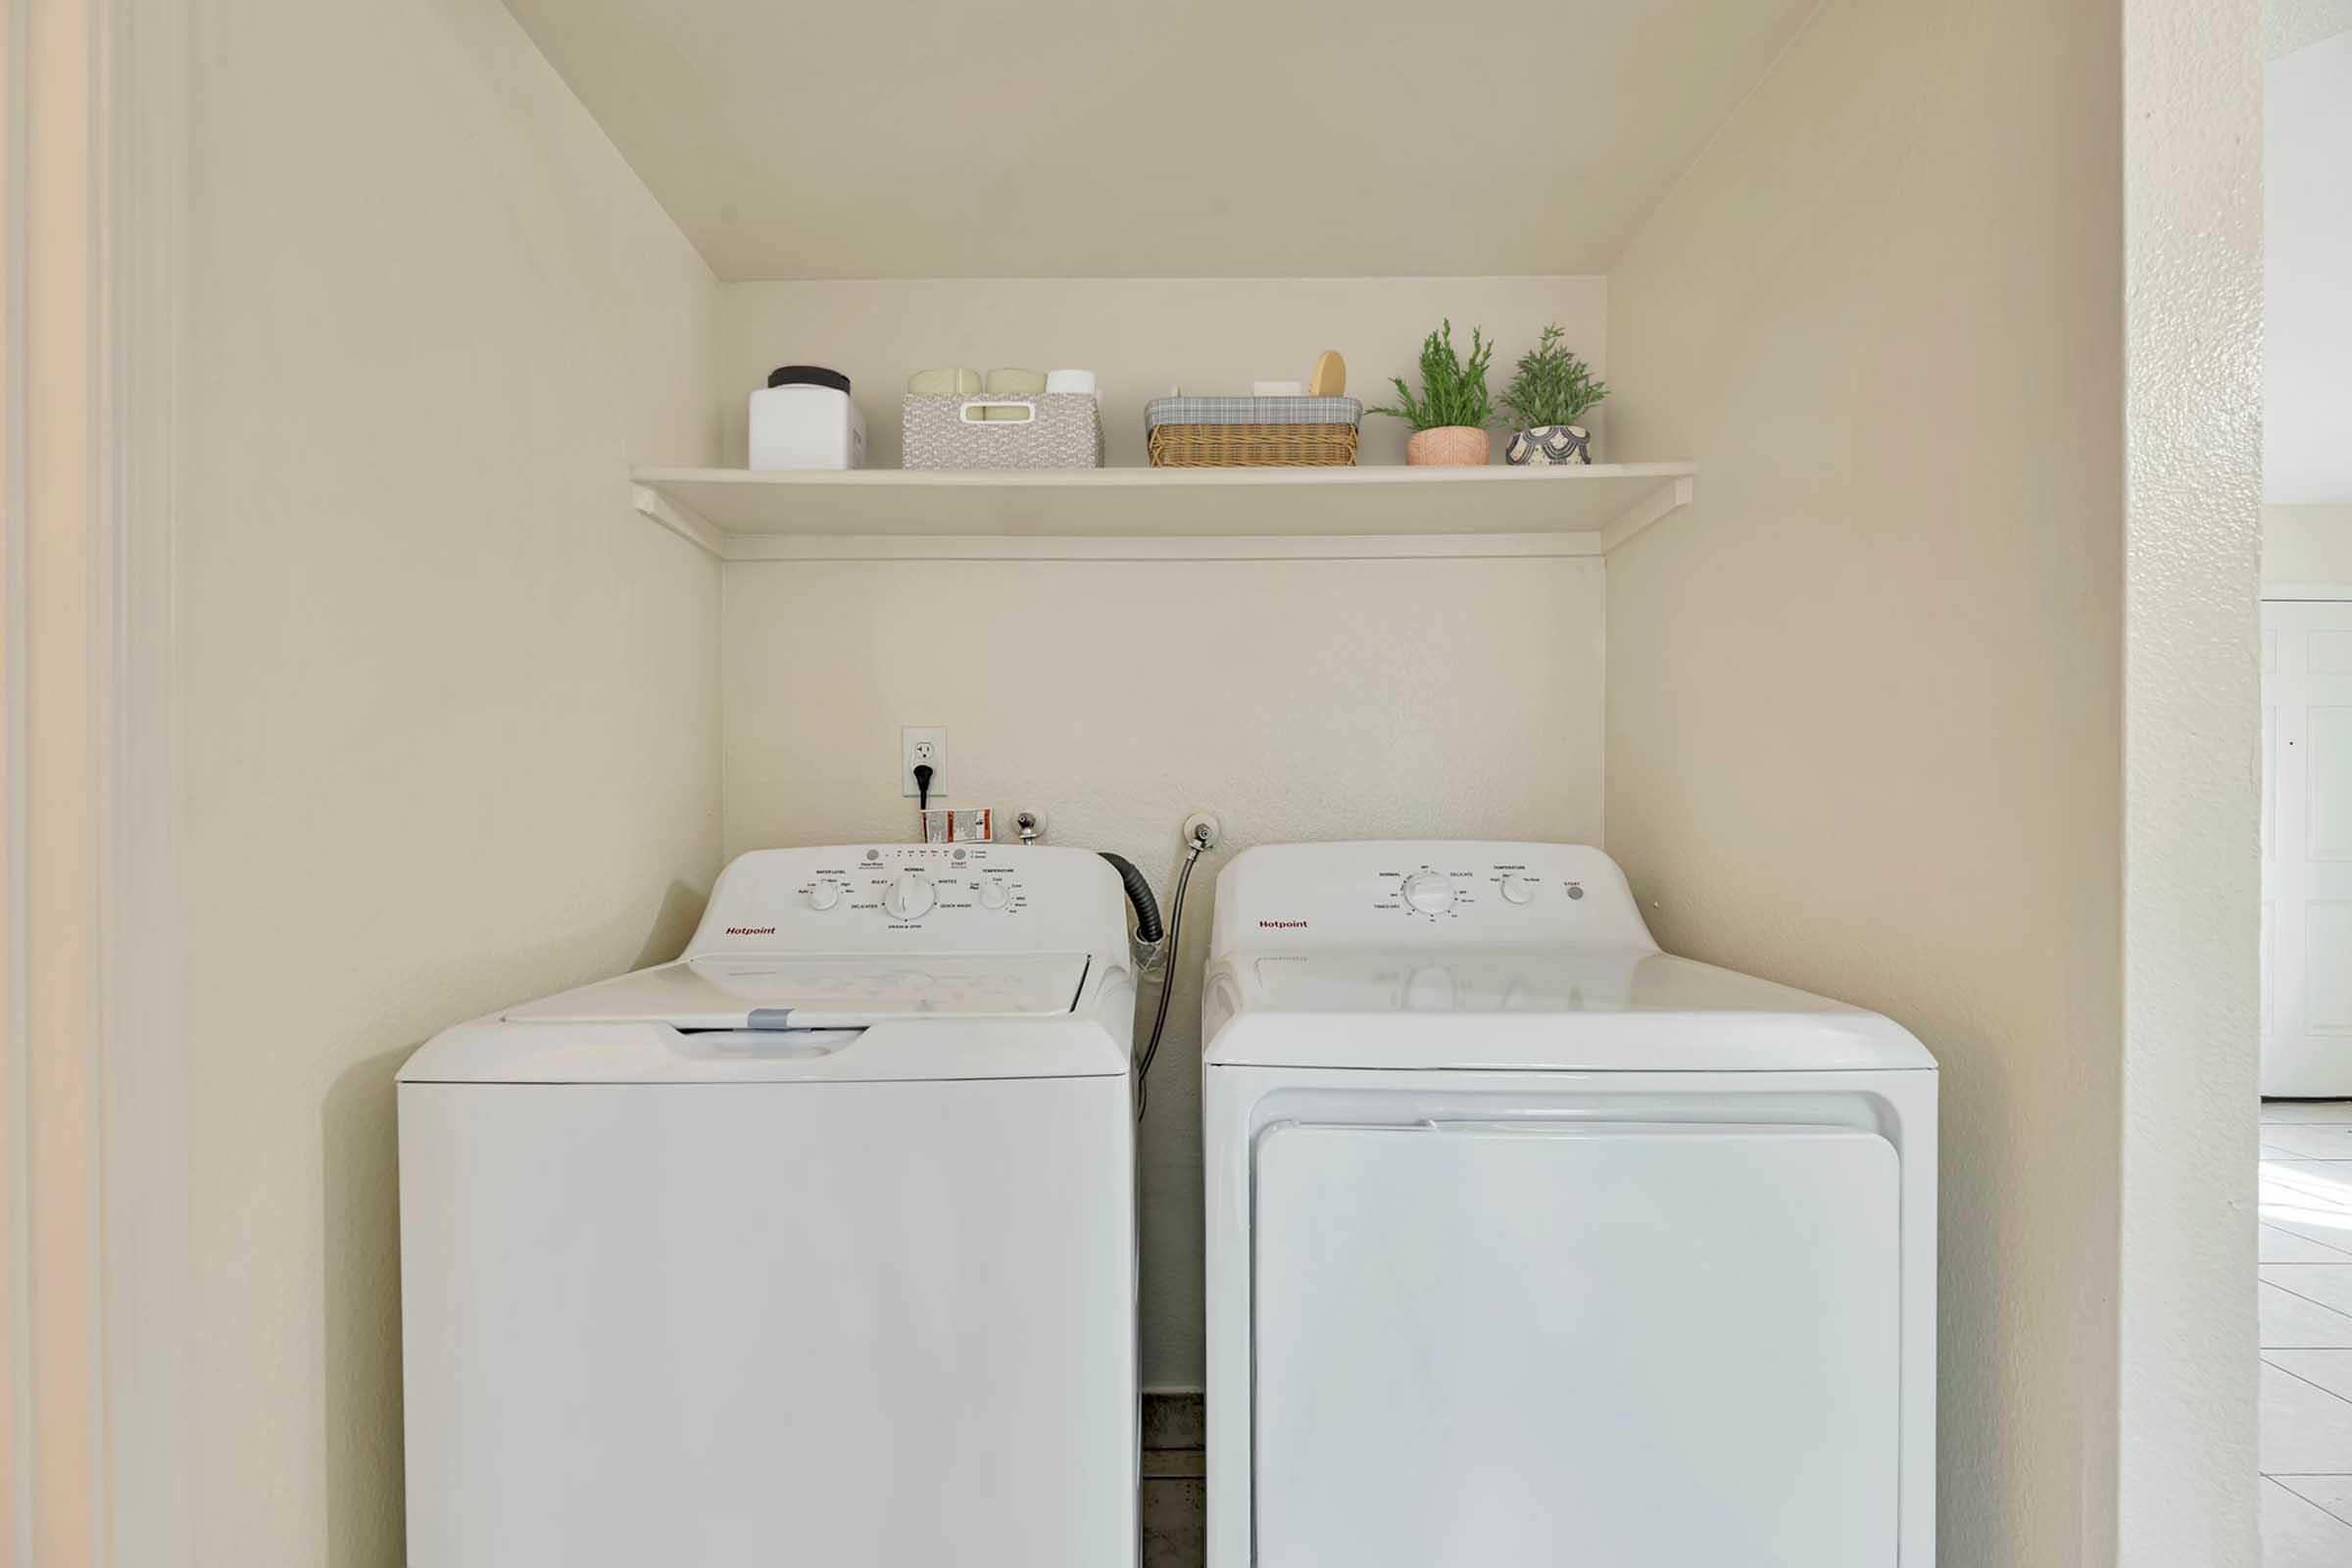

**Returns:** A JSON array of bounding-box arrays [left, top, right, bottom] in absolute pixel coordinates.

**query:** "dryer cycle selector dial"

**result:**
[[807, 877, 846, 911], [1399, 871, 1456, 915], [882, 870, 936, 920]]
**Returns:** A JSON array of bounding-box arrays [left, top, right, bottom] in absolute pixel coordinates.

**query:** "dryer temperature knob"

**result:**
[[883, 870, 935, 920], [1400, 871, 1456, 915], [1498, 873, 1538, 906], [978, 879, 1009, 909]]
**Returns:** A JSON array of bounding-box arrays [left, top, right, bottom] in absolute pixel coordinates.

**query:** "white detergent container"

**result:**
[[748, 364, 864, 468], [1201, 841, 1938, 1568], [398, 844, 1139, 1568]]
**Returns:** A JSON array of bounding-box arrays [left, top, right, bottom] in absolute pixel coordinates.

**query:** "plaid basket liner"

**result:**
[[1143, 396, 1362, 431]]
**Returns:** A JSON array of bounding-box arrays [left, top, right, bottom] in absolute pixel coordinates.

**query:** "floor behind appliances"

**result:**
[[1200, 840, 1937, 1568], [398, 844, 1140, 1568]]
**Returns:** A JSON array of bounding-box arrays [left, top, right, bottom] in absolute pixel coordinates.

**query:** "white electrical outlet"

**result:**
[[901, 726, 946, 798]]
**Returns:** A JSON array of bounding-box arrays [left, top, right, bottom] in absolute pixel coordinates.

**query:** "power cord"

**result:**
[[1134, 824, 1212, 1120], [912, 763, 934, 811]]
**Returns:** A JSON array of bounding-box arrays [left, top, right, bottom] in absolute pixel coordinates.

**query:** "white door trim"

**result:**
[[2, 0, 187, 1560], [2116, 0, 2264, 1558], [6, 0, 111, 1555], [2265, 583, 2352, 603]]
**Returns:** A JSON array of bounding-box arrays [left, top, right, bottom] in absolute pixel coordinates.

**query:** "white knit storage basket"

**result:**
[[902, 393, 1103, 470]]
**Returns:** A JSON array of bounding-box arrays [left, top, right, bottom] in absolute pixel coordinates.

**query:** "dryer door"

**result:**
[[1252, 1118, 1901, 1568]]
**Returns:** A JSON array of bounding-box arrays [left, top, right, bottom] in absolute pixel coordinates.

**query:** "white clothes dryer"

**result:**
[[1201, 841, 1936, 1568]]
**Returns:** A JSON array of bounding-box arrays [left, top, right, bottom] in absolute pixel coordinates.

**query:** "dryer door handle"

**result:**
[[1424, 1117, 1856, 1138]]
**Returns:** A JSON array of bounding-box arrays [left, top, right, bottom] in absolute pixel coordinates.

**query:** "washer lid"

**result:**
[[1206, 949, 1933, 1071], [505, 953, 1092, 1031]]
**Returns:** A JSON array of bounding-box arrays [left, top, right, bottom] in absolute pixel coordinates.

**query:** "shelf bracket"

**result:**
[[1598, 475, 1695, 555], [631, 482, 725, 558]]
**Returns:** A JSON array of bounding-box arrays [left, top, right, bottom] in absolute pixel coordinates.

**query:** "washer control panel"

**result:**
[[832, 850, 1030, 926], [686, 844, 1123, 957], [1215, 841, 1652, 954], [811, 847, 1030, 925]]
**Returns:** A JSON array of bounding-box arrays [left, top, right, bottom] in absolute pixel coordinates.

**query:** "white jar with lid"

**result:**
[[749, 366, 865, 470]]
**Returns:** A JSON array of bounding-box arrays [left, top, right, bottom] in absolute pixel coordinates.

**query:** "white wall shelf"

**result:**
[[630, 463, 1696, 562]]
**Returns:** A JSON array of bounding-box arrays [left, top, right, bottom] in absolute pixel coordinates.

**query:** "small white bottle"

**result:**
[[749, 366, 866, 470]]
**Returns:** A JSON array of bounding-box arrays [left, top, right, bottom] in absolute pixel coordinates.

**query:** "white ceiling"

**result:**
[[2269, 0, 2352, 58], [502, 0, 1820, 281]]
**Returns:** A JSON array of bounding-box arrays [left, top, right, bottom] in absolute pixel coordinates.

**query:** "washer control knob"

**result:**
[[1400, 871, 1456, 915], [807, 877, 845, 911], [1498, 873, 1538, 906], [978, 879, 1009, 909], [882, 870, 935, 920]]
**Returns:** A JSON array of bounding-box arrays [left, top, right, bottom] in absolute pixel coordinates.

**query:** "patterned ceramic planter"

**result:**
[[1505, 424, 1592, 466], [1405, 425, 1492, 466]]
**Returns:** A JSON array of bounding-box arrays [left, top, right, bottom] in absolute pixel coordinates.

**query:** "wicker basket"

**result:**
[[1144, 396, 1360, 467]]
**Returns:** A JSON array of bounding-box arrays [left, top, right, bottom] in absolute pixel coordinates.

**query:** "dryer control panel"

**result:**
[[1209, 841, 1656, 956], [685, 844, 1129, 957]]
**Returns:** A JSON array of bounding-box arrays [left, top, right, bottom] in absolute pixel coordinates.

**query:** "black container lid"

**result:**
[[767, 365, 851, 394]]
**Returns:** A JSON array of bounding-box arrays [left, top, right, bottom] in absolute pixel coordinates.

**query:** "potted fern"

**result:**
[[1499, 324, 1607, 466], [1370, 319, 1494, 466]]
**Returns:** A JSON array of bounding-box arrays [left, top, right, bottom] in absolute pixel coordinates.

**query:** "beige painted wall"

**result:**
[[2265, 505, 2352, 584], [1598, 0, 2243, 1560], [169, 0, 723, 1561], [128, 1, 2263, 1558], [720, 556, 1606, 1385], [716, 276, 1608, 469], [716, 273, 1617, 1383]]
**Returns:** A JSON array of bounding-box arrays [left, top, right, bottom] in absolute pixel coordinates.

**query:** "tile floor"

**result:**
[[2261, 1099, 2352, 1564], [1140, 1393, 1204, 1568]]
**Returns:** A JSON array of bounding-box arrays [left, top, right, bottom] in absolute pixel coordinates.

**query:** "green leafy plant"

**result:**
[[1499, 323, 1607, 429], [1368, 319, 1494, 431]]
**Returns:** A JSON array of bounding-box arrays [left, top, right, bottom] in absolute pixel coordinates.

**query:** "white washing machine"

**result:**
[[1201, 842, 1936, 1568], [399, 844, 1139, 1568]]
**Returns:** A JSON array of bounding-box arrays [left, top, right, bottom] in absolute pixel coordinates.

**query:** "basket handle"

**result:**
[[957, 398, 1037, 424]]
